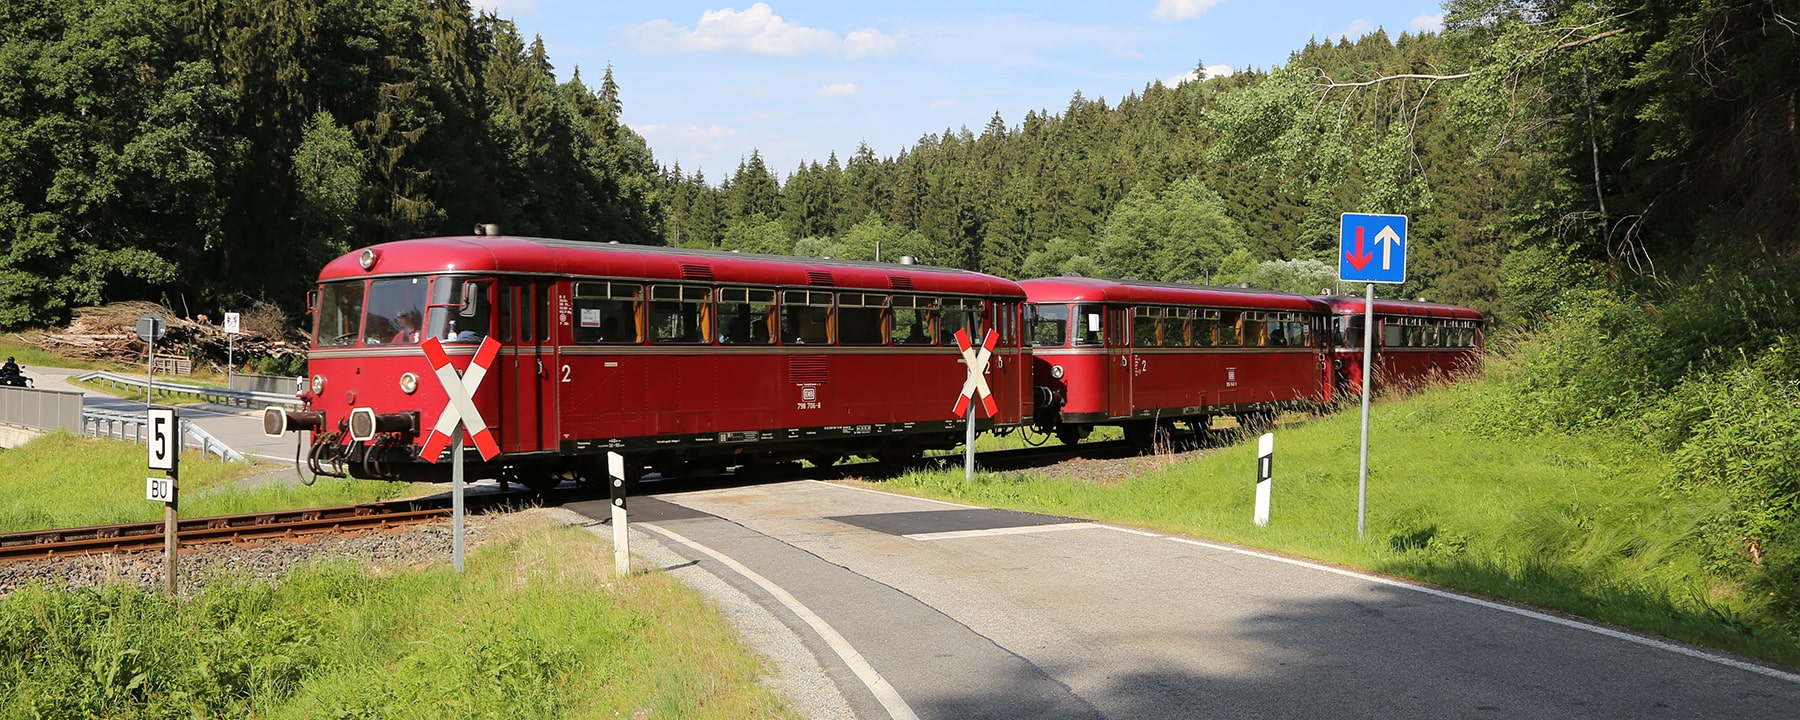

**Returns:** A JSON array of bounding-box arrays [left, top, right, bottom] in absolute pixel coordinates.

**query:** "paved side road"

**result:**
[[572, 480, 1800, 720], [27, 366, 306, 463]]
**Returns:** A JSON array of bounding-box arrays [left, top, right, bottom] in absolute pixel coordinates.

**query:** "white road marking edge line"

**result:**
[[637, 523, 922, 720], [1163, 536, 1800, 684]]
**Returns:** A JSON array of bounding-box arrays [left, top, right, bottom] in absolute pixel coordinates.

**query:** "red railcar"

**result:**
[[1322, 296, 1485, 395], [267, 235, 1031, 487], [1021, 277, 1332, 445]]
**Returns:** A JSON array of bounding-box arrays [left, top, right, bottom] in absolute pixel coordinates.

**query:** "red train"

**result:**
[[265, 234, 1482, 485]]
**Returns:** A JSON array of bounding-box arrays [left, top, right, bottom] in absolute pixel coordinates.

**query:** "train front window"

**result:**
[[362, 277, 428, 346], [1337, 316, 1365, 348], [1073, 304, 1104, 346], [315, 281, 365, 347], [1029, 304, 1069, 347], [427, 276, 492, 343]]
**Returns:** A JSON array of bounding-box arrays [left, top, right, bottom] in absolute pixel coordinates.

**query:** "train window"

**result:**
[[429, 277, 491, 343], [1242, 312, 1267, 347], [572, 281, 643, 344], [838, 292, 887, 345], [316, 281, 366, 347], [717, 287, 776, 344], [1073, 304, 1104, 346], [1162, 308, 1190, 346], [358, 277, 427, 346], [1192, 310, 1217, 348], [1405, 323, 1424, 347], [1287, 321, 1308, 347], [1030, 304, 1069, 347], [891, 295, 934, 345], [1216, 310, 1241, 346], [1383, 321, 1403, 347], [1133, 307, 1160, 348], [650, 285, 709, 343], [533, 284, 550, 344], [1267, 314, 1289, 347], [1338, 316, 1365, 348], [783, 290, 833, 344], [940, 298, 982, 345], [1425, 323, 1441, 347]]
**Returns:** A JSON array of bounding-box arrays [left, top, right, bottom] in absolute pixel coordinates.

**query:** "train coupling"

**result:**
[[264, 407, 325, 436]]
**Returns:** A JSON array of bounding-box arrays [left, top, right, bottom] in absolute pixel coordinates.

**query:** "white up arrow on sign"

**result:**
[[1373, 225, 1404, 271]]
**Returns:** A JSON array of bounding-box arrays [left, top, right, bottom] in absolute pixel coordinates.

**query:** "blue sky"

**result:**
[[473, 1, 1447, 182]]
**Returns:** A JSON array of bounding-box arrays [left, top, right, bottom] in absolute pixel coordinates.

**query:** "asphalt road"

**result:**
[[571, 479, 1800, 720], [28, 365, 306, 463]]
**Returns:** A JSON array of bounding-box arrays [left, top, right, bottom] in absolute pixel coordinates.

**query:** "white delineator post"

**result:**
[[1254, 432, 1273, 527], [609, 451, 629, 578]]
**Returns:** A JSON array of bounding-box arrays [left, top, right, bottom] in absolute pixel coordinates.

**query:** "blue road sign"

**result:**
[[1339, 213, 1408, 284]]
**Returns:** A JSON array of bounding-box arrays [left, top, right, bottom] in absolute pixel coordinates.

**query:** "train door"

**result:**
[[988, 301, 1026, 423], [1107, 305, 1133, 418], [498, 279, 557, 452]]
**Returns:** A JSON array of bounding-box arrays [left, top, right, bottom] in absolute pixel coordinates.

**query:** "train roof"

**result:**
[[1018, 276, 1330, 313], [319, 236, 1026, 298], [1321, 295, 1484, 320]]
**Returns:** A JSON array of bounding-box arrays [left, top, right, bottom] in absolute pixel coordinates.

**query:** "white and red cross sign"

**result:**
[[418, 336, 502, 463], [953, 328, 999, 419]]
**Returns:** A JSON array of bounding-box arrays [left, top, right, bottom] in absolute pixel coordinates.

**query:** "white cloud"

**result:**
[[470, 0, 535, 16], [1165, 64, 1235, 86], [1152, 0, 1224, 23], [819, 82, 858, 97], [630, 3, 898, 58], [844, 28, 901, 59], [1332, 19, 1375, 42], [1409, 12, 1444, 33], [630, 123, 740, 146]]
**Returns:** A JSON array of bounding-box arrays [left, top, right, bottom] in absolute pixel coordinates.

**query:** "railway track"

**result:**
[[0, 438, 1157, 564], [0, 496, 525, 563]]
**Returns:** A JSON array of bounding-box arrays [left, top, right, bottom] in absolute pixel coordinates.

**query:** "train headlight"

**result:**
[[358, 248, 378, 270], [1051, 365, 1065, 379], [311, 374, 326, 394], [399, 372, 418, 395]]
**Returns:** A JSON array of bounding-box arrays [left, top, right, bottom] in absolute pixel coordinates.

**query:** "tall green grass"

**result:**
[[877, 379, 1800, 667], [0, 433, 418, 532], [0, 515, 795, 719]]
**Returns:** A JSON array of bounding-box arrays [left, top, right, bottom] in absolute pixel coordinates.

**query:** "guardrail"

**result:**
[[82, 408, 245, 462], [0, 385, 83, 432], [75, 371, 303, 411]]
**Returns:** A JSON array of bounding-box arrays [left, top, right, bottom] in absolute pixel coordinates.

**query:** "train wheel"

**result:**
[[1056, 426, 1086, 446], [808, 454, 843, 468], [1122, 421, 1155, 448]]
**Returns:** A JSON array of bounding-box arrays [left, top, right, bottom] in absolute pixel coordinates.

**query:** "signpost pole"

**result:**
[[1357, 283, 1374, 540], [164, 461, 178, 594], [452, 426, 465, 574], [965, 411, 976, 481]]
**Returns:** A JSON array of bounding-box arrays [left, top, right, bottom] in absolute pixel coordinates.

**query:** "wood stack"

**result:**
[[29, 301, 306, 371]]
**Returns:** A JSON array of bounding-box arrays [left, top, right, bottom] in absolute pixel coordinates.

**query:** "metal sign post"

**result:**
[[609, 451, 629, 578], [417, 337, 502, 573], [135, 314, 165, 404], [146, 407, 179, 594], [1254, 432, 1273, 527], [223, 312, 241, 384], [1339, 213, 1409, 540], [952, 328, 999, 481]]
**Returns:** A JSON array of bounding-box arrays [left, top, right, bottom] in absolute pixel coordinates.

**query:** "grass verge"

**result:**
[[0, 433, 421, 532], [0, 511, 795, 719], [874, 380, 1800, 669]]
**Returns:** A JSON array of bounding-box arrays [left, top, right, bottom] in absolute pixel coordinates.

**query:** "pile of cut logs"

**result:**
[[28, 301, 304, 371]]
